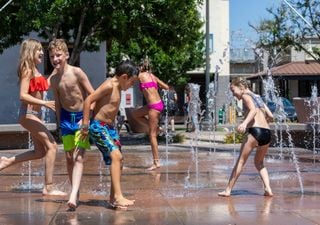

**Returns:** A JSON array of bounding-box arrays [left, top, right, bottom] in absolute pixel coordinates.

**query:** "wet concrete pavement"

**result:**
[[0, 132, 320, 225]]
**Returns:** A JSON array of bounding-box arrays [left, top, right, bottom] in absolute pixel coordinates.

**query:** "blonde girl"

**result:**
[[0, 39, 65, 196]]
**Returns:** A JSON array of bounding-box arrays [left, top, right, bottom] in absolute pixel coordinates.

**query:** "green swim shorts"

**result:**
[[62, 130, 90, 151]]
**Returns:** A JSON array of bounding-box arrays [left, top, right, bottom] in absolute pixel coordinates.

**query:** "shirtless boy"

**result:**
[[80, 60, 138, 209], [48, 39, 94, 210]]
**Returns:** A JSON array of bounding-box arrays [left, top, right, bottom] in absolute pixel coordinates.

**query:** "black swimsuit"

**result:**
[[245, 93, 271, 146], [248, 127, 271, 146]]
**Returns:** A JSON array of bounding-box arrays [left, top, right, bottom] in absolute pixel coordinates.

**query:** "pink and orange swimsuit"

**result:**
[[139, 74, 164, 112]]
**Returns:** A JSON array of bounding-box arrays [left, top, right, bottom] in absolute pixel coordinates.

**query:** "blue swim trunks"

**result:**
[[89, 119, 121, 165], [60, 108, 90, 151]]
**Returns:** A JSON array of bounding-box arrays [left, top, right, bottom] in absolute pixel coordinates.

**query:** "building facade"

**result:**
[[188, 0, 230, 124]]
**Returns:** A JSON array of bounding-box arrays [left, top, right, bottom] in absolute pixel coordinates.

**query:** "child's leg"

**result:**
[[65, 151, 75, 184], [218, 135, 256, 197], [68, 148, 85, 209], [109, 149, 134, 207], [147, 110, 161, 171], [255, 144, 273, 196], [131, 106, 149, 131], [32, 137, 65, 196], [13, 117, 65, 195], [0, 157, 14, 171], [0, 138, 47, 171]]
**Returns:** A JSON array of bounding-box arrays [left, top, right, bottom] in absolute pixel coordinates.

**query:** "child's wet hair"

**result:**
[[139, 57, 151, 72], [48, 38, 68, 53], [230, 77, 249, 89], [115, 60, 139, 77]]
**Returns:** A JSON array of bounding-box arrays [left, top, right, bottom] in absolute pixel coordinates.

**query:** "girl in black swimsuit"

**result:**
[[218, 77, 274, 197]]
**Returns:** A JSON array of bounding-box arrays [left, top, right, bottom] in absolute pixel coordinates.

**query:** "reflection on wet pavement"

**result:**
[[0, 143, 320, 225]]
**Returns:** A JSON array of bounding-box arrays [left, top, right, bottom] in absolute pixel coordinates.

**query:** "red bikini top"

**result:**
[[29, 75, 49, 93]]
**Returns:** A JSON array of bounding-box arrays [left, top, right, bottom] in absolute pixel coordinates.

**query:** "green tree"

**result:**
[[0, 0, 204, 84], [251, 0, 320, 62]]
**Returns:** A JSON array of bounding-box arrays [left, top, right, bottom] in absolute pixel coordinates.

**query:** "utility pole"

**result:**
[[200, 0, 213, 131]]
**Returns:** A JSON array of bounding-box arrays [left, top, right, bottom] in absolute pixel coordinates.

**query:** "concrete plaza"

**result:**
[[0, 131, 320, 225]]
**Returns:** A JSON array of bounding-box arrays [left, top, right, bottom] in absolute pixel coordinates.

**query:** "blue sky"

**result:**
[[230, 0, 281, 46]]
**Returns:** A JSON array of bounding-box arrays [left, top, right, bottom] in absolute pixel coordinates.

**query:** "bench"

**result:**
[[0, 123, 57, 150]]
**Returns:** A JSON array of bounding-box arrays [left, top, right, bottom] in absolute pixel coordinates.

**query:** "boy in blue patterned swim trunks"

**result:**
[[80, 60, 139, 210], [89, 119, 121, 166]]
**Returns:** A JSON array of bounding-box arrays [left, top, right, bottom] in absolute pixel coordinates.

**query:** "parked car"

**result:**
[[262, 97, 297, 121]]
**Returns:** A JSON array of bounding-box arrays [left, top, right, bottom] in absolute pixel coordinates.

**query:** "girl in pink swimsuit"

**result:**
[[133, 58, 169, 170]]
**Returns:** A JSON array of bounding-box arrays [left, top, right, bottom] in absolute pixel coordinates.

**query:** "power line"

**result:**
[[0, 0, 13, 12]]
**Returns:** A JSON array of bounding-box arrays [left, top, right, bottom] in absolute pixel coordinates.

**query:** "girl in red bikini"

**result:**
[[133, 57, 169, 170], [0, 39, 65, 196]]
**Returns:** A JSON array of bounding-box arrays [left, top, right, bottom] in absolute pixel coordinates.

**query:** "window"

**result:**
[[209, 33, 213, 53]]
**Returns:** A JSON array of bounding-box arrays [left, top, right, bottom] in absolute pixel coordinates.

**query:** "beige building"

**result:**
[[188, 0, 230, 124]]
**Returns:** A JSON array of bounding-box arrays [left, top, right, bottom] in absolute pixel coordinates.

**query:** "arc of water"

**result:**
[[263, 72, 304, 194], [306, 84, 319, 166]]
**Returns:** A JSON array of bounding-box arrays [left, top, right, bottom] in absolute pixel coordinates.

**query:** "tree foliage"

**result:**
[[251, 0, 320, 62], [0, 0, 204, 84]]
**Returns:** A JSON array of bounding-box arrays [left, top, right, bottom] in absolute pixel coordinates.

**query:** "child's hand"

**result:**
[[79, 124, 89, 141], [44, 101, 55, 111], [237, 123, 247, 133]]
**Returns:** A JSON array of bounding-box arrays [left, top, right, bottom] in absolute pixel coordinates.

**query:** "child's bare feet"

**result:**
[[110, 197, 135, 210], [43, 189, 67, 196], [264, 188, 273, 197], [43, 184, 67, 196], [218, 190, 231, 197], [67, 201, 77, 211], [0, 156, 13, 171], [67, 192, 79, 210], [147, 159, 160, 171]]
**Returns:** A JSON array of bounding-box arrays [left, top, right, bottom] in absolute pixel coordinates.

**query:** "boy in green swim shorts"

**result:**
[[49, 39, 95, 210]]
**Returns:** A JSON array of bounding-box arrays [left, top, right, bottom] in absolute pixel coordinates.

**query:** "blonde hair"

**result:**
[[48, 38, 68, 53], [230, 77, 249, 89], [17, 39, 42, 80]]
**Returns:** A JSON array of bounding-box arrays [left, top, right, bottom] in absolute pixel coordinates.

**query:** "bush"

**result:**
[[224, 131, 246, 144], [157, 133, 185, 143], [172, 133, 185, 143]]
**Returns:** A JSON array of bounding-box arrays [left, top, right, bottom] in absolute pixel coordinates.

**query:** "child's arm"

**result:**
[[263, 103, 274, 122], [155, 76, 169, 90], [237, 94, 256, 133], [77, 68, 95, 95], [77, 68, 96, 110]]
